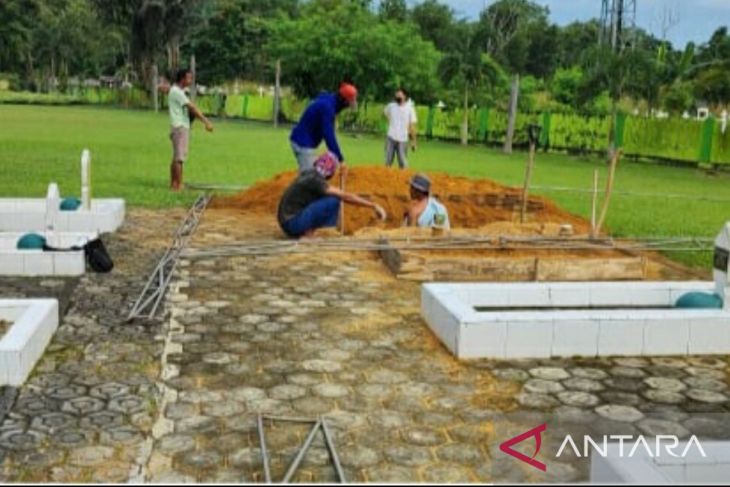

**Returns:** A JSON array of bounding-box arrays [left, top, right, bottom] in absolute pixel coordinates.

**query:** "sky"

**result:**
[[430, 0, 729, 49]]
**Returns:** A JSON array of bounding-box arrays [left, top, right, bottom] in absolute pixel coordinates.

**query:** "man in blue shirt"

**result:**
[[290, 83, 358, 172]]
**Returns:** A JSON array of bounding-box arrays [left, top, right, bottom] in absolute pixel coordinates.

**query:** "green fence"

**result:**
[[3, 87, 728, 165]]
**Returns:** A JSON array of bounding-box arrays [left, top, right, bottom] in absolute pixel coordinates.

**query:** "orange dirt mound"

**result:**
[[213, 166, 591, 235]]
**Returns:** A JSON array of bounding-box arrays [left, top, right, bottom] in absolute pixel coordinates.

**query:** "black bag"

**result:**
[[85, 238, 114, 273]]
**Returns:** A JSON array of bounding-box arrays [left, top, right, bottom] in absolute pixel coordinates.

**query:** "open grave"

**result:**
[[213, 167, 696, 282]]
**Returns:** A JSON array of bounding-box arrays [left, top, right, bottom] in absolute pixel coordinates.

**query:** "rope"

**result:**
[[531, 185, 730, 203]]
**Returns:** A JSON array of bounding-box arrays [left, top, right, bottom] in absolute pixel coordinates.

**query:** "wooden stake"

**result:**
[[595, 150, 622, 236], [591, 169, 599, 238], [339, 168, 346, 235], [273, 59, 281, 128], [520, 139, 537, 223]]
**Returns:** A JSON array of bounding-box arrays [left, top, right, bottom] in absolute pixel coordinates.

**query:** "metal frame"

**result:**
[[257, 415, 346, 484], [127, 193, 211, 322]]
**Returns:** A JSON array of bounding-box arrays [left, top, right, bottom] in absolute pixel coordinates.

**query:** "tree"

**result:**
[[268, 0, 441, 103], [551, 67, 583, 109], [91, 0, 205, 84], [662, 81, 693, 115], [693, 67, 730, 107], [410, 0, 457, 52], [0, 0, 41, 86], [185, 0, 298, 84], [439, 22, 505, 145], [579, 45, 649, 151], [475, 0, 547, 153], [378, 0, 407, 23]]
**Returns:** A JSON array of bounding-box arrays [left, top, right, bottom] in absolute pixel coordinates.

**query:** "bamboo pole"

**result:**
[[339, 167, 346, 235], [591, 169, 599, 238], [520, 139, 537, 223], [595, 150, 622, 236]]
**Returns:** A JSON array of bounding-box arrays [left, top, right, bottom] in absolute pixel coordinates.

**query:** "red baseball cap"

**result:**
[[339, 83, 358, 108]]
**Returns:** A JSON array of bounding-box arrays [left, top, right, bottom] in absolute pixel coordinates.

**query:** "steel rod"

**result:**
[[282, 420, 322, 484], [257, 415, 272, 484], [321, 418, 346, 484]]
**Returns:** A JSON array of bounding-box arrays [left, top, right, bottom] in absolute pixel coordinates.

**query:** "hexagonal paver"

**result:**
[[108, 395, 148, 415], [90, 382, 131, 400], [61, 396, 106, 415], [524, 379, 564, 395], [44, 384, 87, 401], [529, 367, 570, 381], [29, 412, 78, 433], [563, 378, 604, 393], [0, 429, 46, 451], [685, 389, 728, 404], [79, 411, 125, 430], [595, 404, 644, 423], [644, 377, 686, 392], [557, 391, 600, 407]]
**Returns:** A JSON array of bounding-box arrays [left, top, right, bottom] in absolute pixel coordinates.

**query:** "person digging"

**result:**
[[168, 68, 214, 191], [289, 82, 358, 173], [404, 173, 451, 230], [278, 153, 387, 239]]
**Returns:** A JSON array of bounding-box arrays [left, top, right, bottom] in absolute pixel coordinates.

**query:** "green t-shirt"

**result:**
[[169, 84, 191, 129]]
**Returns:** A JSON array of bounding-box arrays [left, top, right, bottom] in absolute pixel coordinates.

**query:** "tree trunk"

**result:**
[[167, 37, 180, 72], [503, 74, 520, 154], [273, 59, 281, 128], [460, 83, 469, 146]]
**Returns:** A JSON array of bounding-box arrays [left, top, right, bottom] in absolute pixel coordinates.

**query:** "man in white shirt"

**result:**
[[383, 88, 418, 169]]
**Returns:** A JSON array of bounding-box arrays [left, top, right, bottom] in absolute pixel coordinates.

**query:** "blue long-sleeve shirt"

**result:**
[[290, 93, 345, 162]]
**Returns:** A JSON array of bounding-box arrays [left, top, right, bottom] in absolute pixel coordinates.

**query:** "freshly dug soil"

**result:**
[[213, 166, 591, 235]]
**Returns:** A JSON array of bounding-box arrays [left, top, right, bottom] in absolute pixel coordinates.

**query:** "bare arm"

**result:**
[[326, 186, 386, 220], [405, 203, 420, 227], [186, 102, 214, 132]]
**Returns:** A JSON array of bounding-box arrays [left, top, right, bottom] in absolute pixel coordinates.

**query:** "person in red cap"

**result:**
[[277, 152, 386, 238], [290, 82, 358, 172]]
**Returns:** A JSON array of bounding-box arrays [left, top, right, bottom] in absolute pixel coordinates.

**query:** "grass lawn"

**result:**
[[1, 104, 728, 267]]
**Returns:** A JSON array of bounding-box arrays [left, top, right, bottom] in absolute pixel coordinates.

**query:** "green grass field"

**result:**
[[1, 105, 728, 267]]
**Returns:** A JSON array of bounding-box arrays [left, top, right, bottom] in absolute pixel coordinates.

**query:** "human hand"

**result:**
[[205, 121, 214, 132]]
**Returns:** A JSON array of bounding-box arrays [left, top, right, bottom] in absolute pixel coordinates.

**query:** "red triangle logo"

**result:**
[[499, 423, 547, 472]]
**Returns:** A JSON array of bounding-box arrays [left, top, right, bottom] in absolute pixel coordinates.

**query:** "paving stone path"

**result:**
[[2, 208, 730, 483], [0, 210, 181, 482]]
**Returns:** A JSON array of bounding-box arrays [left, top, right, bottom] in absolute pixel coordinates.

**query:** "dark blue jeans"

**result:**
[[281, 196, 341, 238]]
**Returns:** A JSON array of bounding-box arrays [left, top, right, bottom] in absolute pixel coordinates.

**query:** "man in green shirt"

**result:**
[[168, 68, 213, 191]]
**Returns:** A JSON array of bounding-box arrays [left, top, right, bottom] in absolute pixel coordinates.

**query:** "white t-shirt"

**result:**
[[168, 84, 191, 129], [384, 100, 418, 143]]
